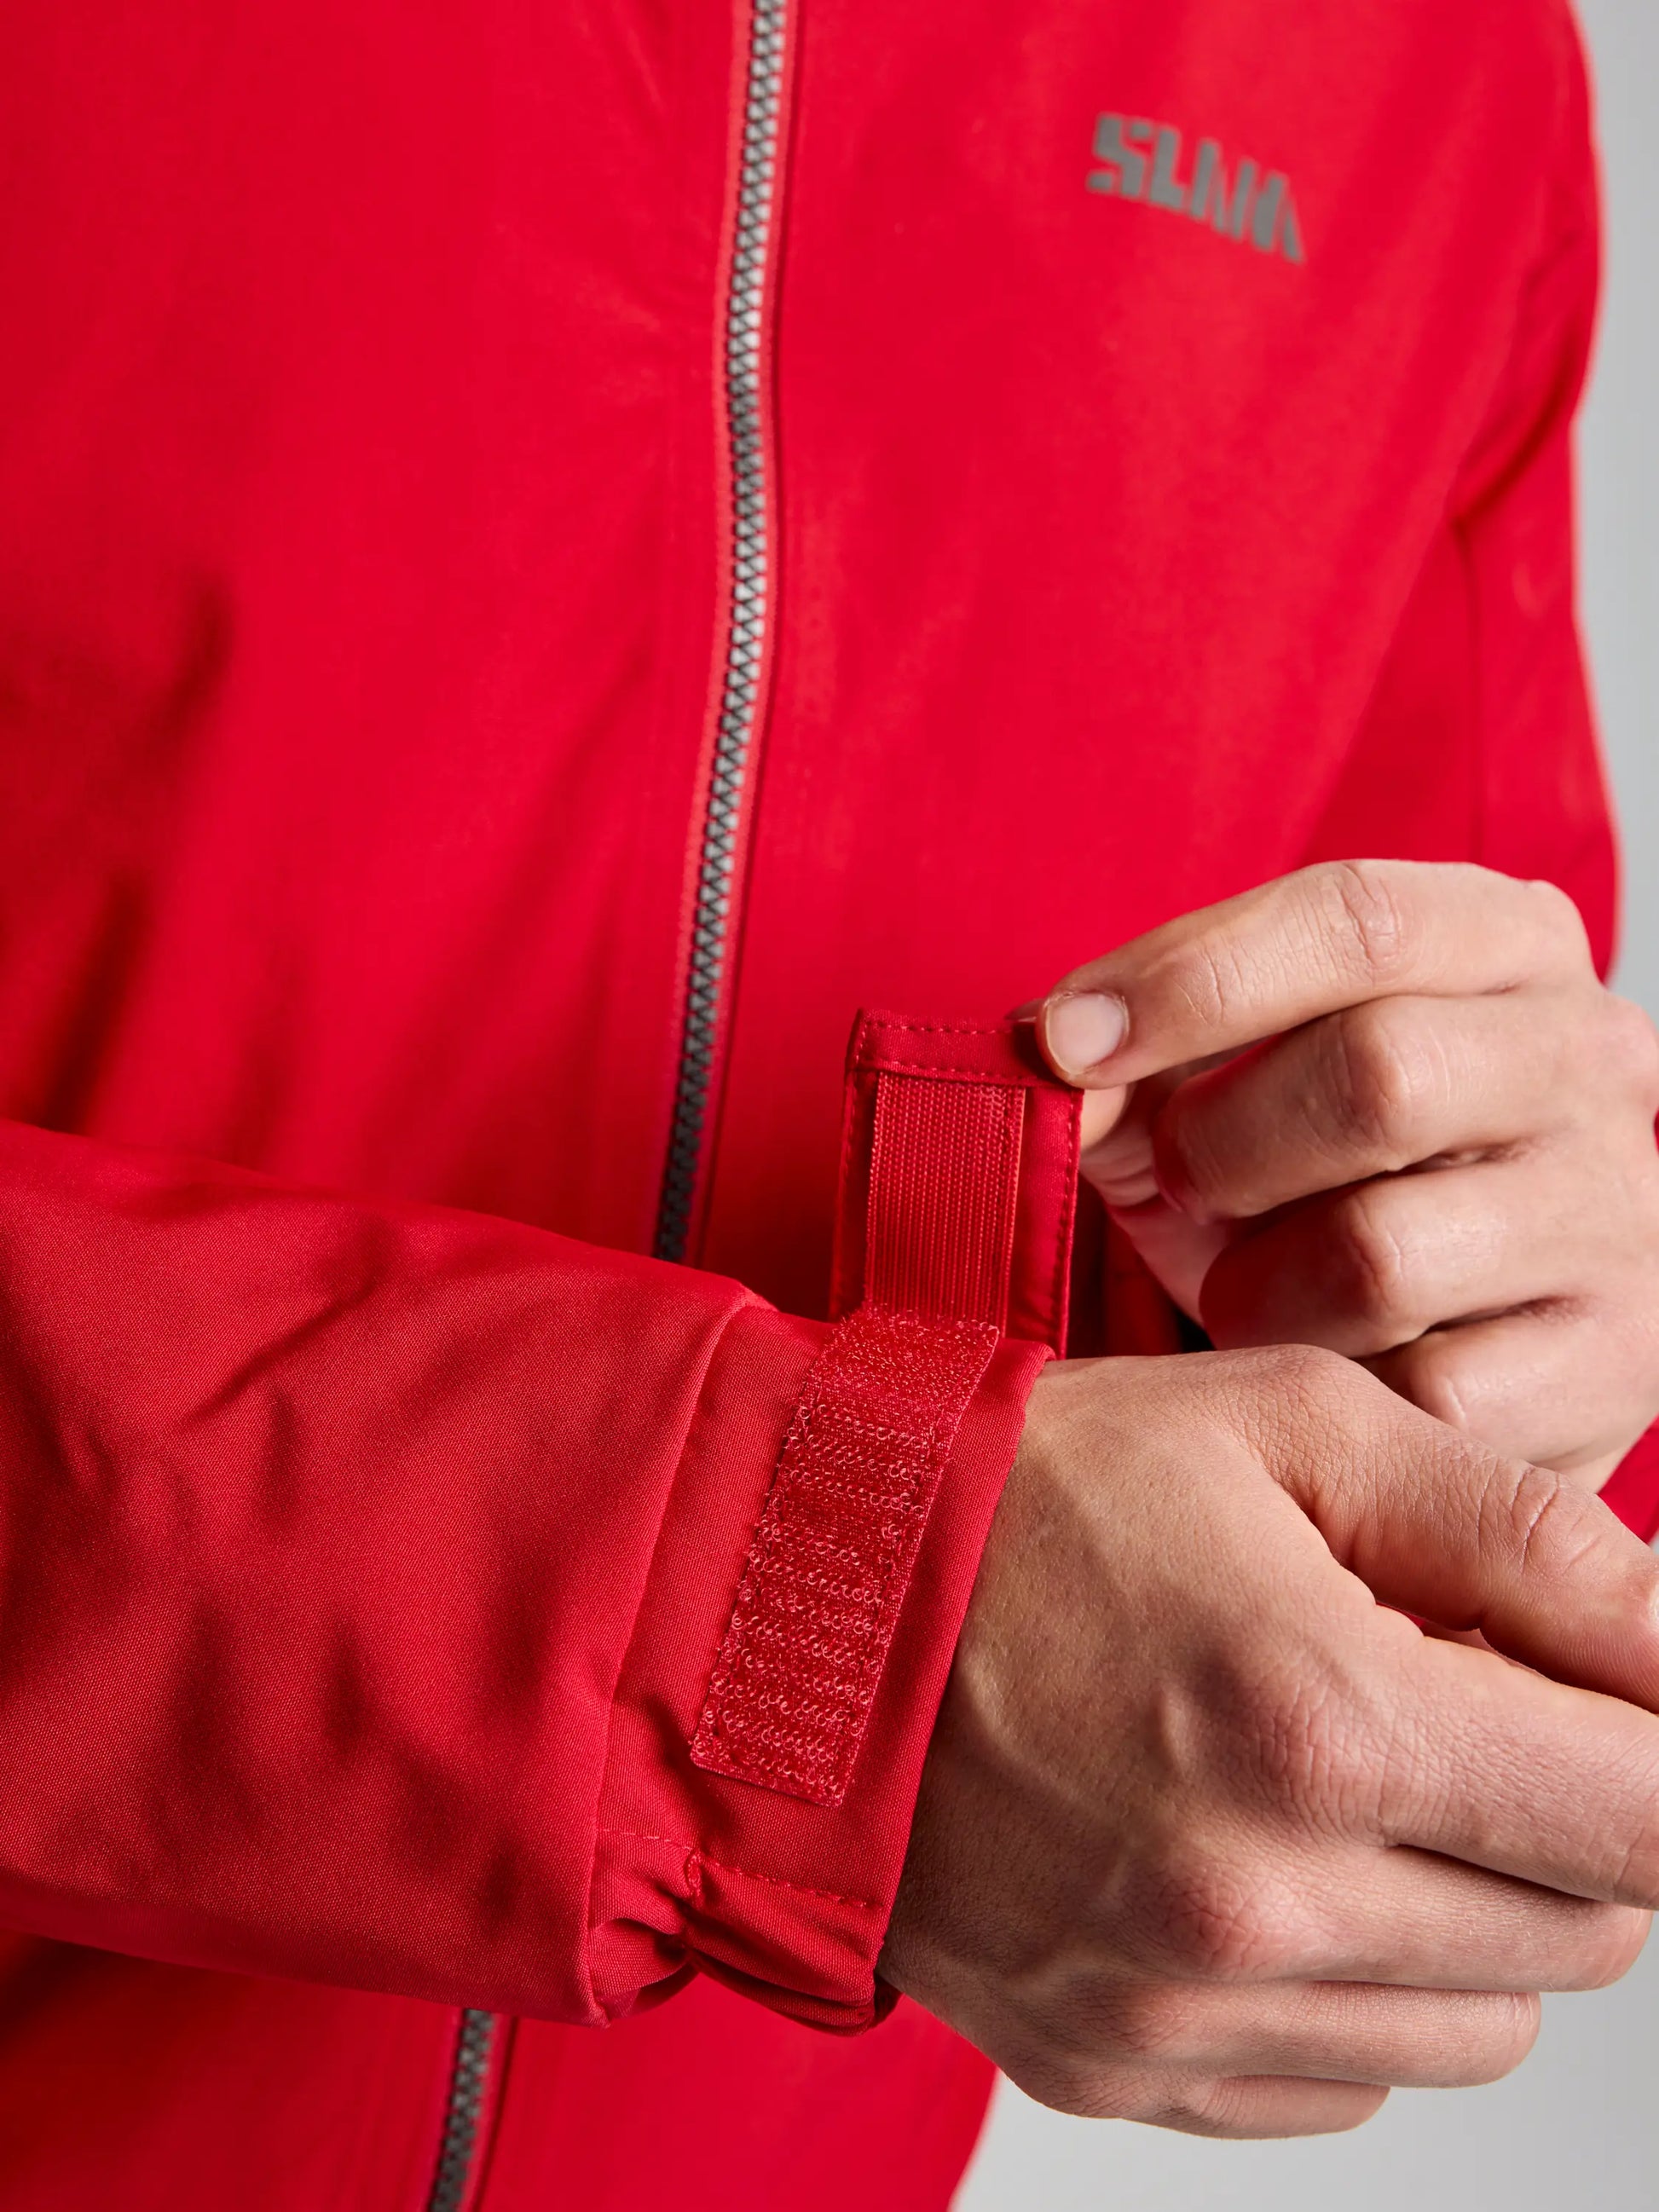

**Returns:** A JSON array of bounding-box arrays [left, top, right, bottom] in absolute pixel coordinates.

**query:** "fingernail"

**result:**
[[1004, 1000, 1043, 1023], [1044, 992, 1128, 1077]]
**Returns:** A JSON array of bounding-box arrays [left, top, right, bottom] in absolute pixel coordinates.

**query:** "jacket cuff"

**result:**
[[589, 1299, 1048, 2030]]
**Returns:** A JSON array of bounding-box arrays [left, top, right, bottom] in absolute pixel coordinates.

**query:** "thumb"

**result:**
[[1269, 1360, 1659, 1713]]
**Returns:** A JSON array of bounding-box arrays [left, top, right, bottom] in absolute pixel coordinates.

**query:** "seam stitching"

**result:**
[[857, 1057, 1043, 1082], [598, 1830, 884, 1914], [1049, 1088, 1083, 1344], [859, 1019, 1008, 1040]]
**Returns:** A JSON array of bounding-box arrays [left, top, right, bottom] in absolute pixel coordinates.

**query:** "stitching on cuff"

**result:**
[[598, 1829, 885, 1915]]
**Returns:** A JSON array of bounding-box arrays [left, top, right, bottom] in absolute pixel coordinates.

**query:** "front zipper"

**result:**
[[424, 2008, 499, 2212], [655, 0, 792, 1262], [421, 11, 794, 2202]]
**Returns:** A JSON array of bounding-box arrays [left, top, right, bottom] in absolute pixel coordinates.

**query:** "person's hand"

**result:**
[[1030, 861, 1659, 1483], [881, 1349, 1659, 2137]]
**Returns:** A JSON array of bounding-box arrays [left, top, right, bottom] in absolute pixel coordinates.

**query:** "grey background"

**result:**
[[961, 1, 1659, 2203]]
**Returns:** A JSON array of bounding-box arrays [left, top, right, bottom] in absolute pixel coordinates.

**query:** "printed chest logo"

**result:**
[[1088, 114, 1304, 266]]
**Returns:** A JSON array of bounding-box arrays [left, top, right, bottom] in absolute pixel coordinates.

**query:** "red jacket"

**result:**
[[0, 3, 1653, 2207]]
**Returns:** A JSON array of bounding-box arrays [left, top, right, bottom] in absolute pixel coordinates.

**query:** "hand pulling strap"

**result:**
[[689, 1011, 1080, 1806]]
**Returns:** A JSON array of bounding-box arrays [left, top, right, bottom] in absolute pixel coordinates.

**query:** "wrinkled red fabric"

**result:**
[[0, 2, 1650, 2208]]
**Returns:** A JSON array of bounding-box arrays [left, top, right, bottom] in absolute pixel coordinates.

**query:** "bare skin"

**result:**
[[882, 863, 1659, 2136], [882, 1349, 1659, 2136], [1036, 860, 1659, 1481]]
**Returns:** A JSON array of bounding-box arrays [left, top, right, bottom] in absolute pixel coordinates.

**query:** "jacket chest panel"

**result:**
[[0, 0, 1567, 1276], [707, 0, 1565, 1308], [758, 0, 1553, 897]]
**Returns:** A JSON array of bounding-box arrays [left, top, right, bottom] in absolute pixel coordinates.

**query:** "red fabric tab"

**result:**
[[688, 1305, 999, 1806], [691, 1011, 1081, 1806], [865, 1073, 1025, 1328], [833, 1014, 1082, 1353]]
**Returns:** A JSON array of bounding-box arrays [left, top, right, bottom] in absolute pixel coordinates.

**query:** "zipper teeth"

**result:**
[[655, 0, 789, 1264], [420, 18, 788, 2203], [425, 2009, 499, 2212], [419, 19, 788, 2202]]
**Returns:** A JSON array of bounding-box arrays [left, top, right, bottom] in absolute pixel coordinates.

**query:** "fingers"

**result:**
[[1014, 2036, 1391, 2135], [1257, 1351, 1659, 1712], [1036, 861, 1593, 1089], [1199, 1157, 1606, 1358], [1154, 986, 1659, 1225], [1122, 1981, 1542, 2089], [1112, 1817, 1648, 1994], [1155, 2077, 1389, 2140], [1153, 991, 1594, 1223], [1377, 1637, 1659, 1907], [1370, 1305, 1659, 1476], [1268, 1846, 1646, 1995], [1021, 1978, 1553, 2134]]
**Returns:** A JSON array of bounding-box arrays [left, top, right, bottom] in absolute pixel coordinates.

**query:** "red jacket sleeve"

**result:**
[[0, 1114, 1043, 2032], [1302, 12, 1659, 1539]]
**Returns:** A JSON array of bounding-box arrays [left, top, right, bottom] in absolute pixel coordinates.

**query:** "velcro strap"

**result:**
[[689, 1304, 998, 1806], [865, 1072, 1025, 1327], [833, 1014, 1083, 1351], [690, 1011, 1080, 1806]]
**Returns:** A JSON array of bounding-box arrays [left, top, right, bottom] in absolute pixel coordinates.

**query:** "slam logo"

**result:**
[[1088, 114, 1305, 265]]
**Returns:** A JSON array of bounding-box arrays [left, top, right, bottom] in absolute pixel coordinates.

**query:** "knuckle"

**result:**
[[1388, 1335, 1477, 1435], [1167, 2077, 1255, 2138], [1014, 2059, 1154, 2123], [1434, 1993, 1541, 2088], [1580, 1907, 1651, 1991], [1252, 1673, 1383, 1834], [1488, 1459, 1602, 1580], [1118, 2079, 1215, 2131], [1331, 1183, 1418, 1332], [1186, 2076, 1389, 2140], [1621, 1570, 1659, 1689], [1523, 876, 1593, 964], [1149, 1860, 1298, 1981], [1321, 860, 1417, 988], [1255, 1338, 1356, 1405], [1176, 2076, 1321, 2141], [1096, 1985, 1204, 2066], [1614, 1830, 1659, 1915], [1490, 1991, 1542, 2077], [1601, 995, 1659, 1103], [1230, 1339, 1378, 1463], [1006, 2058, 1098, 2118], [1329, 1002, 1436, 1158], [1475, 1462, 1659, 1660], [1176, 933, 1258, 1035]]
